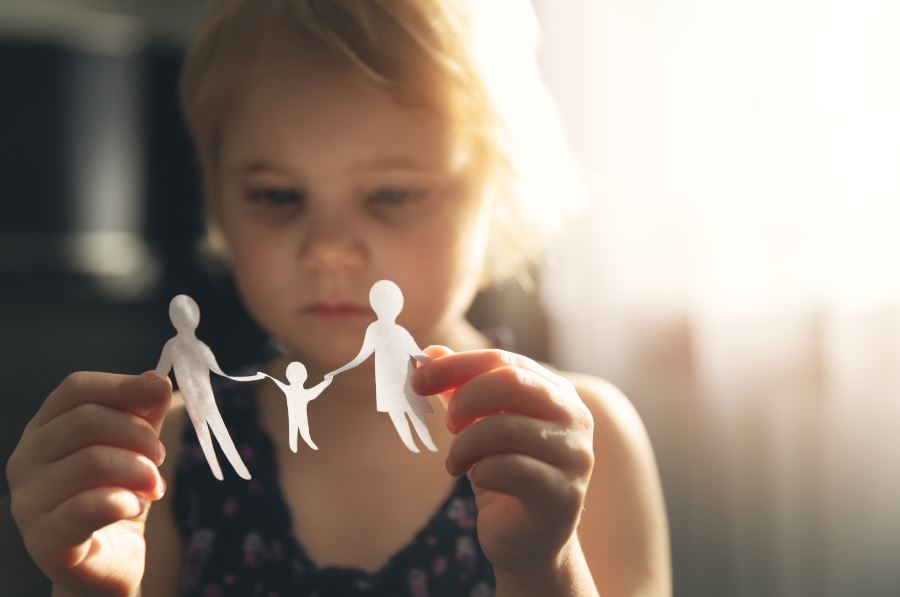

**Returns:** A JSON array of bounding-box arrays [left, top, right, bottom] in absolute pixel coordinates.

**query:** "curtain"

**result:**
[[533, 0, 900, 595]]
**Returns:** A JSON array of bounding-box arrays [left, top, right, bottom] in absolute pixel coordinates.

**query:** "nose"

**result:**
[[298, 204, 367, 271]]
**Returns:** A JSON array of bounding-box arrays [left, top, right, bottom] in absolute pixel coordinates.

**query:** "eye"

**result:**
[[367, 187, 425, 207], [246, 187, 305, 207]]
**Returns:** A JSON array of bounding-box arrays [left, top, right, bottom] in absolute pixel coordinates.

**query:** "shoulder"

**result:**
[[563, 373, 653, 456], [559, 371, 673, 597]]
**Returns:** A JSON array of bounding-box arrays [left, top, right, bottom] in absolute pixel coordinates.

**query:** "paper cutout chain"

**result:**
[[155, 280, 435, 480]]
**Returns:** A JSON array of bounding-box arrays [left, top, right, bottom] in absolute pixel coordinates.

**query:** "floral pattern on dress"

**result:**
[[174, 370, 496, 596]]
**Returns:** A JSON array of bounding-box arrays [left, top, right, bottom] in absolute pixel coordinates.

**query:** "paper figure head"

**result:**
[[285, 361, 308, 384], [370, 280, 403, 321], [170, 294, 200, 332]]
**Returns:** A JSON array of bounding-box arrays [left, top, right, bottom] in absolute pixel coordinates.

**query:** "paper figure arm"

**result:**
[[199, 341, 226, 376], [325, 324, 375, 378], [401, 328, 431, 363], [202, 342, 265, 382], [258, 372, 289, 393], [154, 339, 175, 378], [309, 377, 333, 396], [228, 372, 267, 382]]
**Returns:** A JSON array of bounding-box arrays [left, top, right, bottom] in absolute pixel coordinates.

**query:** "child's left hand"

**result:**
[[412, 346, 595, 581]]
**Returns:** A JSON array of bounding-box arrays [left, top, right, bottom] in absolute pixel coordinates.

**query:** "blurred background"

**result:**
[[1, 0, 899, 595]]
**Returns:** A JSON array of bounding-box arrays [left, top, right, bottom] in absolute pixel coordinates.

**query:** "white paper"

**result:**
[[326, 280, 436, 453], [153, 280, 435, 481], [155, 295, 264, 481], [260, 362, 332, 452]]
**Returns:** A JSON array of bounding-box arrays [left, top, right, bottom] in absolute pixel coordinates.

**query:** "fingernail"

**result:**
[[468, 462, 478, 480], [124, 493, 143, 518], [412, 367, 427, 394], [156, 474, 167, 499], [157, 441, 166, 466], [150, 375, 171, 394], [445, 410, 456, 434], [133, 496, 150, 518]]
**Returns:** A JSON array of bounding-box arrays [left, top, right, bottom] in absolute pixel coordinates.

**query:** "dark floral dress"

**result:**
[[173, 373, 496, 597]]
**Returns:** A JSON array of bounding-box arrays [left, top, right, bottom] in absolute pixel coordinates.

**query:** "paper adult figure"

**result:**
[[259, 362, 332, 452], [326, 280, 436, 452], [155, 295, 264, 480]]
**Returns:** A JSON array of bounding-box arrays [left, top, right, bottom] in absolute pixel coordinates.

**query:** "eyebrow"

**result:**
[[226, 155, 435, 177], [226, 160, 297, 177], [349, 155, 433, 173]]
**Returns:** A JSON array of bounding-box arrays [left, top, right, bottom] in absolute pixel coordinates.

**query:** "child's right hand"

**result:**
[[5, 371, 171, 597]]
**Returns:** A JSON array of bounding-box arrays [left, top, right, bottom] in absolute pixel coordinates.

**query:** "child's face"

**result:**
[[216, 37, 493, 368]]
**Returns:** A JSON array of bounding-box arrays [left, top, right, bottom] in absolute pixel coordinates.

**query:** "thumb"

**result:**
[[131, 371, 173, 435], [415, 345, 456, 409], [423, 345, 455, 359]]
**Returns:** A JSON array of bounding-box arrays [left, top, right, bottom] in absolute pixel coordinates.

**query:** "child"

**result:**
[[5, 1, 671, 595], [261, 360, 333, 453]]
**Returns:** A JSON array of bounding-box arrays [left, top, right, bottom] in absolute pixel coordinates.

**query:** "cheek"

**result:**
[[397, 199, 492, 333], [222, 223, 298, 332], [436, 189, 493, 284]]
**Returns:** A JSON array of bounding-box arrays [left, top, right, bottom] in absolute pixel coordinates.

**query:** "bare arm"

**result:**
[[569, 374, 672, 597]]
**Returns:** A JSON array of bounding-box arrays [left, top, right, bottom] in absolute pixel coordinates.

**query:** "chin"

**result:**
[[280, 333, 368, 369]]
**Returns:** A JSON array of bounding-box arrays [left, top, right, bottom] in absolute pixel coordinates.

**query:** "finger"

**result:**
[[446, 413, 594, 477], [29, 403, 165, 468], [446, 366, 578, 433], [17, 446, 163, 521], [419, 345, 456, 408], [423, 345, 455, 359], [26, 487, 145, 576], [31, 372, 172, 434], [469, 453, 581, 524], [413, 348, 566, 396]]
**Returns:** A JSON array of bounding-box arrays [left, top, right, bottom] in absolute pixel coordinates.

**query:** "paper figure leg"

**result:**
[[297, 423, 318, 451], [408, 410, 437, 452], [285, 399, 318, 452], [192, 420, 224, 481], [286, 403, 299, 453], [206, 409, 252, 480], [388, 410, 420, 453], [297, 404, 318, 451]]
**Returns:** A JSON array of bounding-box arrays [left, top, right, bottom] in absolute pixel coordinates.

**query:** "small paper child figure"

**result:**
[[258, 361, 332, 452], [326, 280, 435, 453], [155, 295, 264, 480]]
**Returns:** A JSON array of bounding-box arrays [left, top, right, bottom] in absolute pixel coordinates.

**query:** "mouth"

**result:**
[[302, 303, 373, 319]]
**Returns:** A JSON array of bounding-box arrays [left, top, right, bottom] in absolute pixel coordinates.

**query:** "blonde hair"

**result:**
[[180, 0, 584, 286]]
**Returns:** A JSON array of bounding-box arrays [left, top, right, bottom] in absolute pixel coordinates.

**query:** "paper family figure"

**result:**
[[258, 362, 332, 452], [155, 280, 435, 480], [326, 279, 436, 453], [155, 294, 264, 480]]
